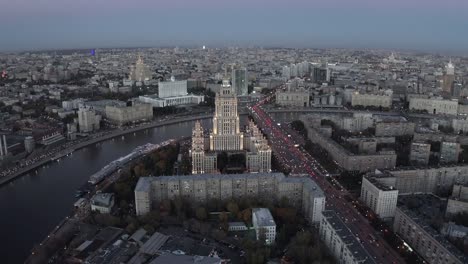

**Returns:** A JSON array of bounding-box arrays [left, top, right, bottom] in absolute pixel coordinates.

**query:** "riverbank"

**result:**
[[0, 113, 212, 187]]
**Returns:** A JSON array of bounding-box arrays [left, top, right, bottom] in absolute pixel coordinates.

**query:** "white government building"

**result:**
[[139, 76, 204, 107]]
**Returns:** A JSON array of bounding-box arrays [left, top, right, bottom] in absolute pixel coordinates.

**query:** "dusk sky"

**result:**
[[1, 0, 467, 52]]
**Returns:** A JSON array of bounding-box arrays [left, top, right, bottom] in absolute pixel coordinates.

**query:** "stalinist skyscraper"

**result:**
[[210, 79, 244, 151], [191, 78, 271, 174]]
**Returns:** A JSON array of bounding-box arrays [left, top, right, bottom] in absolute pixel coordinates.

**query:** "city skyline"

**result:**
[[1, 0, 468, 53]]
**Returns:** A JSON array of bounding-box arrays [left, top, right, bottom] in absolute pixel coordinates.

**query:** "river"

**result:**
[[0, 119, 214, 263]]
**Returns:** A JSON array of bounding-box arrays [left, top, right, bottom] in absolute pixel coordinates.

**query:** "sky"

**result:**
[[1, 0, 468, 53]]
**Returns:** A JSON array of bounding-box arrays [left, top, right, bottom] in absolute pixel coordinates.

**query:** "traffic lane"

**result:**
[[251, 107, 402, 264]]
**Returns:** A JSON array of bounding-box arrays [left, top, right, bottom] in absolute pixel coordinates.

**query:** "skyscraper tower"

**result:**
[[210, 79, 244, 151], [443, 60, 455, 94], [231, 67, 248, 96], [191, 76, 271, 175], [129, 56, 152, 82]]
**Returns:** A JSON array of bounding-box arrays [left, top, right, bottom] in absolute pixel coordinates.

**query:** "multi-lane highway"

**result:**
[[250, 94, 405, 264]]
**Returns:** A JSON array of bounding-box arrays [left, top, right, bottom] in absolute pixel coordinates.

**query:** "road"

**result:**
[[250, 94, 405, 264]]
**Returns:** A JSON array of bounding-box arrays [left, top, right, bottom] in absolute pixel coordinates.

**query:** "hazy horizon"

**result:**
[[1, 0, 467, 54]]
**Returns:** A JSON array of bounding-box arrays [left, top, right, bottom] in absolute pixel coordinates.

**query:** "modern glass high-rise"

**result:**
[[231, 67, 248, 96]]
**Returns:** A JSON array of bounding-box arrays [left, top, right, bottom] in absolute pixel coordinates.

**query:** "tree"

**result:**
[[219, 212, 229, 223], [227, 201, 240, 216], [160, 199, 172, 213], [195, 207, 208, 221], [239, 208, 252, 223]]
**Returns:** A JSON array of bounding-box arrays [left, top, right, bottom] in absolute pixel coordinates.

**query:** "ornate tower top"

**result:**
[[446, 59, 455, 75]]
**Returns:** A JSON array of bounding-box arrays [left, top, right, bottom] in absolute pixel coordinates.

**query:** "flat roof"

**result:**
[[322, 210, 373, 263], [140, 232, 169, 255], [149, 253, 221, 264], [252, 208, 275, 227]]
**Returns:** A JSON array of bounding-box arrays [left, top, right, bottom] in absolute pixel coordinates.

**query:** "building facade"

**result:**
[[158, 77, 188, 98], [105, 103, 153, 126], [383, 165, 468, 195], [351, 91, 392, 108], [252, 208, 276, 245], [319, 210, 372, 264], [191, 79, 271, 174], [409, 97, 458, 115], [90, 193, 115, 214], [375, 121, 415, 136], [134, 173, 326, 226], [410, 142, 431, 166], [139, 94, 204, 108], [78, 105, 101, 133], [276, 89, 310, 107], [360, 176, 398, 219], [232, 68, 248, 96], [393, 206, 466, 264], [440, 142, 460, 164], [301, 116, 396, 172]]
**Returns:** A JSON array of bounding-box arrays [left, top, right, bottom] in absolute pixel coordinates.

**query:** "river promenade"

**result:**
[[0, 113, 212, 187]]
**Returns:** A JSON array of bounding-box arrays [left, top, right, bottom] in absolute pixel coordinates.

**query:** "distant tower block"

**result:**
[[24, 136, 35, 153], [0, 135, 7, 156]]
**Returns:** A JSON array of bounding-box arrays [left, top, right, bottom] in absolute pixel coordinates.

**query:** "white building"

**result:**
[[452, 118, 468, 133], [409, 97, 458, 115], [138, 77, 204, 107], [90, 193, 115, 214], [78, 105, 101, 133], [139, 94, 204, 108], [158, 77, 188, 98], [105, 103, 153, 126], [252, 208, 276, 245], [320, 210, 372, 264], [351, 90, 392, 108], [360, 175, 398, 219]]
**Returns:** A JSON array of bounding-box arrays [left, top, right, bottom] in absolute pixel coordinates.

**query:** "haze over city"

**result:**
[[1, 0, 468, 53], [3, 1, 468, 264]]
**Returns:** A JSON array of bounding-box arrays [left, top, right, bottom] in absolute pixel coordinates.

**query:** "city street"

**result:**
[[250, 93, 404, 264]]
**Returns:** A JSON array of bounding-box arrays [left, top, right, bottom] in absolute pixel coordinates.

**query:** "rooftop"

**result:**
[[322, 210, 373, 264], [397, 194, 467, 262], [91, 193, 114, 207], [364, 174, 397, 192], [149, 253, 221, 264], [252, 208, 276, 227]]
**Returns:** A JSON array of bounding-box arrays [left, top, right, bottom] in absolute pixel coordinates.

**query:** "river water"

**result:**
[[0, 119, 214, 263]]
